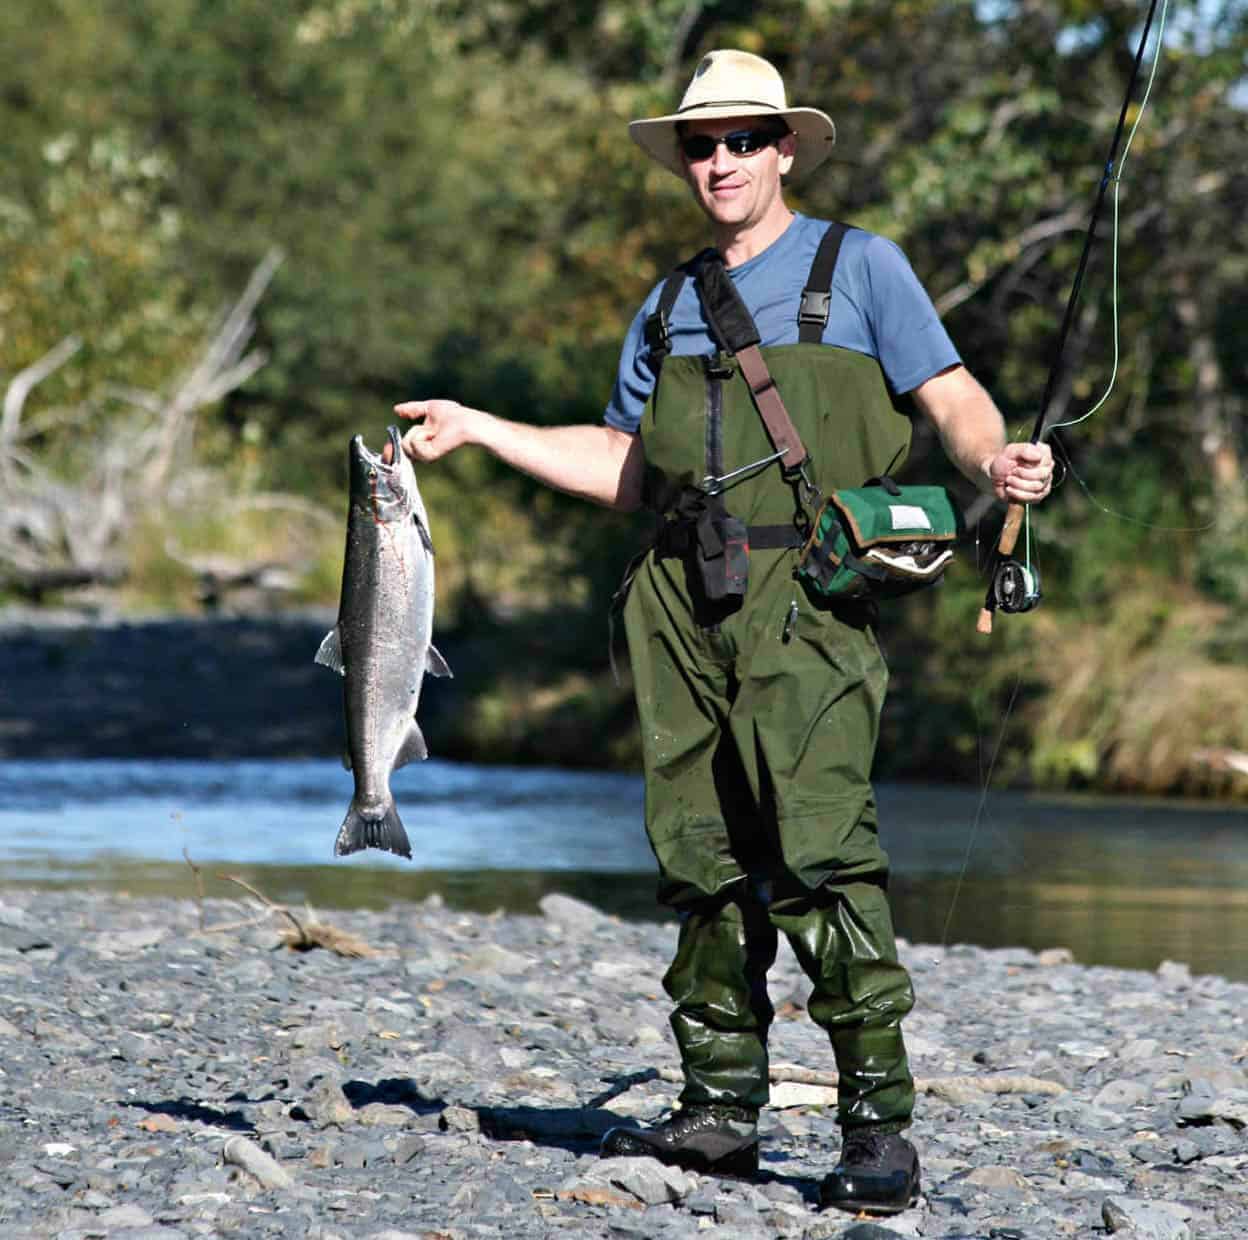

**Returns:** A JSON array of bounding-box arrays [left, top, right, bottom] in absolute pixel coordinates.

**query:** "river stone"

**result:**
[[1103, 1196, 1193, 1239], [1094, 1079, 1151, 1108], [461, 943, 534, 975], [962, 1165, 1033, 1195], [599, 1155, 695, 1205], [539, 892, 610, 932], [295, 1077, 354, 1128]]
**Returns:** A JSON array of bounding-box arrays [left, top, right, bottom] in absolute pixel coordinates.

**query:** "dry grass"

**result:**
[[1029, 585, 1248, 797]]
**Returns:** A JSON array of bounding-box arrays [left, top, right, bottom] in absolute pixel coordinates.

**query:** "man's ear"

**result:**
[[777, 133, 797, 177]]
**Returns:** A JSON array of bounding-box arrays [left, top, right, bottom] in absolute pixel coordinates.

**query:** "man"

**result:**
[[393, 49, 1052, 1214]]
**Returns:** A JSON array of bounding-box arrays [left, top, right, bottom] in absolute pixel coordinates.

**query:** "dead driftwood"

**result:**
[[655, 1063, 1064, 1104], [162, 492, 337, 608], [223, 1136, 294, 1190], [0, 249, 283, 598], [184, 851, 382, 958]]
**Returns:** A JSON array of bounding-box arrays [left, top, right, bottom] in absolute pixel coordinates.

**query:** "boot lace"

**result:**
[[659, 1108, 719, 1145], [842, 1130, 894, 1168]]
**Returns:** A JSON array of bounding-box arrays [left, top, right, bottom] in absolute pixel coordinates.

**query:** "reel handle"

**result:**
[[976, 502, 1024, 635]]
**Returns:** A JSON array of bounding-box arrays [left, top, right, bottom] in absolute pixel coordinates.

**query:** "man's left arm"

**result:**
[[910, 365, 1053, 505]]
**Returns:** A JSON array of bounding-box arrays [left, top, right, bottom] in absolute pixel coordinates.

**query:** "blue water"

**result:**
[[5, 758, 1248, 978], [6, 758, 652, 873]]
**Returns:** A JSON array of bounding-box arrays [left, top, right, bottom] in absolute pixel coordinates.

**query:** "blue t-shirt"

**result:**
[[604, 213, 960, 433]]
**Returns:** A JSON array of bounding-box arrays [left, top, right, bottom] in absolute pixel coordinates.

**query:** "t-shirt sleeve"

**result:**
[[603, 303, 655, 434], [860, 236, 961, 395]]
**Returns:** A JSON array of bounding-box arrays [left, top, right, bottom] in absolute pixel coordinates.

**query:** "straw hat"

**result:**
[[629, 49, 836, 180]]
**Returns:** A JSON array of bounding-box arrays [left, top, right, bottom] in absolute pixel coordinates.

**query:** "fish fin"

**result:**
[[335, 800, 412, 860], [314, 627, 345, 676], [427, 644, 453, 678], [394, 719, 429, 769], [413, 512, 434, 553]]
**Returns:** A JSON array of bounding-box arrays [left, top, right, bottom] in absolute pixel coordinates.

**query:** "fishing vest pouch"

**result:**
[[655, 491, 750, 602], [695, 507, 749, 602], [797, 479, 960, 600]]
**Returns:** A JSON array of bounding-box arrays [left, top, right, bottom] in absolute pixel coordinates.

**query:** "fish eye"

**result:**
[[368, 468, 377, 480]]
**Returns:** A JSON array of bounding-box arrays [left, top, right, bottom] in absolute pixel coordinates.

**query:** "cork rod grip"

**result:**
[[975, 502, 1025, 635]]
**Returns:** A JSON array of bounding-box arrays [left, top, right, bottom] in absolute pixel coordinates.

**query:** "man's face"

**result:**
[[678, 116, 796, 233]]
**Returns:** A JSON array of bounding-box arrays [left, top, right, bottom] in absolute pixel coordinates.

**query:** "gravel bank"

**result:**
[[2, 888, 1245, 1238]]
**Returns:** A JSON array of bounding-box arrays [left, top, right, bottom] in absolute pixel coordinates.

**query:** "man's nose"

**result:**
[[709, 141, 737, 173]]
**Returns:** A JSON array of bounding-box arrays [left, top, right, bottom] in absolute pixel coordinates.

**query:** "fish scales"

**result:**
[[316, 425, 451, 858]]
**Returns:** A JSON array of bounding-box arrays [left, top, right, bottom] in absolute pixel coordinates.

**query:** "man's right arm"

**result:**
[[393, 399, 644, 513]]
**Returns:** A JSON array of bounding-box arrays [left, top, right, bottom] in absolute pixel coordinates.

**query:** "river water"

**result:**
[[6, 758, 1247, 980]]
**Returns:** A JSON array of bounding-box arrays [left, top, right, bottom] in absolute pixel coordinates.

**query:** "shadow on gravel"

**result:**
[[473, 1085, 826, 1204], [120, 1098, 255, 1132], [477, 1104, 627, 1156], [343, 1077, 445, 1119]]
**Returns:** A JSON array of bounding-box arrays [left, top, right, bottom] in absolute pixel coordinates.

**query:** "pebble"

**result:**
[[1, 888, 1246, 1238]]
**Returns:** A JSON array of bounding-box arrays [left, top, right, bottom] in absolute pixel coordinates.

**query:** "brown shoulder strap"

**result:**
[[694, 255, 809, 473], [734, 343, 808, 472]]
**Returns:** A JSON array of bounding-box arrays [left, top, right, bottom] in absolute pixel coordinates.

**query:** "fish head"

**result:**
[[349, 426, 414, 521], [348, 426, 434, 546]]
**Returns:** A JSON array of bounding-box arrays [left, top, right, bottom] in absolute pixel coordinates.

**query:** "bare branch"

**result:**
[[217, 871, 309, 942], [2, 336, 83, 450], [0, 250, 285, 598], [935, 207, 1089, 317], [147, 247, 284, 488]]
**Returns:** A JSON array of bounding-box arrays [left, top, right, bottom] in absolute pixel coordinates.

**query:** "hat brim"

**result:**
[[629, 105, 836, 180]]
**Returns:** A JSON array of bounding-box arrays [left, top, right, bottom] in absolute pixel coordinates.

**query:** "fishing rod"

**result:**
[[976, 0, 1167, 635]]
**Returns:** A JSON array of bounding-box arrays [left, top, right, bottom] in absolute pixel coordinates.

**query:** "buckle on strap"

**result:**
[[798, 290, 831, 328], [644, 312, 672, 356]]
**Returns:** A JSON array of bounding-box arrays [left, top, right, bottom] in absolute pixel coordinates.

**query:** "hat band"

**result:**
[[676, 98, 783, 115]]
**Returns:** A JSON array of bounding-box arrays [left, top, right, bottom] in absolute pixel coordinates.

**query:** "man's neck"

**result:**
[[713, 207, 795, 268]]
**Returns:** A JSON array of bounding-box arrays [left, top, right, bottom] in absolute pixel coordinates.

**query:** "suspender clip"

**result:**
[[797, 290, 832, 330], [643, 312, 672, 359]]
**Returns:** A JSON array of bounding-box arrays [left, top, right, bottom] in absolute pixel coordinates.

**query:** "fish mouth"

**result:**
[[386, 424, 403, 466], [351, 425, 405, 471]]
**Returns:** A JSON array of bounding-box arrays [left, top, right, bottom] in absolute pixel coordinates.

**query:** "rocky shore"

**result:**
[[2, 888, 1245, 1239]]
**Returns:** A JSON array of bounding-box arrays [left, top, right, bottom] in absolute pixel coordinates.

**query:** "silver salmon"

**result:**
[[316, 425, 451, 858]]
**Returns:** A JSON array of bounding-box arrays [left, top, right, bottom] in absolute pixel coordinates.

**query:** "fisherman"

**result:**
[[393, 49, 1053, 1214]]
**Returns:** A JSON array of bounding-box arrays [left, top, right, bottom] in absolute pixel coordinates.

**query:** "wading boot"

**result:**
[[819, 1127, 920, 1215], [600, 1104, 759, 1176]]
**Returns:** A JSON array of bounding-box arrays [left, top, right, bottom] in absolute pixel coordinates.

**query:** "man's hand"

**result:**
[[982, 441, 1054, 505], [390, 399, 479, 463]]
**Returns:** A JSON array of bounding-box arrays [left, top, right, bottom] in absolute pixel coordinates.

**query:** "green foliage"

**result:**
[[3, 0, 1246, 791]]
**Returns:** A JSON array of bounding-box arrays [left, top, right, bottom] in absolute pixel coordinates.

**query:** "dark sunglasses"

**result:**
[[679, 127, 788, 162]]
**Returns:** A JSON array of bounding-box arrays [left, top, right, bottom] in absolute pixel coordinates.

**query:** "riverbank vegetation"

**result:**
[[2, 0, 1245, 797]]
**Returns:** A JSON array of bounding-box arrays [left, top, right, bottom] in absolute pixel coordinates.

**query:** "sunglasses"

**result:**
[[679, 127, 788, 162]]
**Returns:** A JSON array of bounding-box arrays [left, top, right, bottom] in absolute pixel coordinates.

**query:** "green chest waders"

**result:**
[[620, 230, 916, 1129]]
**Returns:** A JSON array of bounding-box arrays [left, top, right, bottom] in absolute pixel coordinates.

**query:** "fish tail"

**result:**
[[335, 800, 412, 860]]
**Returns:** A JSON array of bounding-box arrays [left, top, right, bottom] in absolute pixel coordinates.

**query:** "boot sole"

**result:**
[[602, 1136, 759, 1179], [819, 1185, 919, 1215]]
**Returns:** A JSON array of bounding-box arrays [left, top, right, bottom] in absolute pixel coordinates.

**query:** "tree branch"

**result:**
[[1, 336, 83, 452]]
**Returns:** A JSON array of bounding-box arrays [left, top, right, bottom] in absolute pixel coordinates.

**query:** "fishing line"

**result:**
[[1053, 435, 1216, 533], [1049, 0, 1169, 433], [940, 671, 1022, 949]]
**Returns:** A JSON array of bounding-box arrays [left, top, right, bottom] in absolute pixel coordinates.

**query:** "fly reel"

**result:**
[[989, 557, 1042, 614]]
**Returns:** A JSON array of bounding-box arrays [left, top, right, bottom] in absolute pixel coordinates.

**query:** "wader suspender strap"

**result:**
[[797, 221, 849, 344], [643, 247, 716, 367], [643, 271, 686, 364]]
